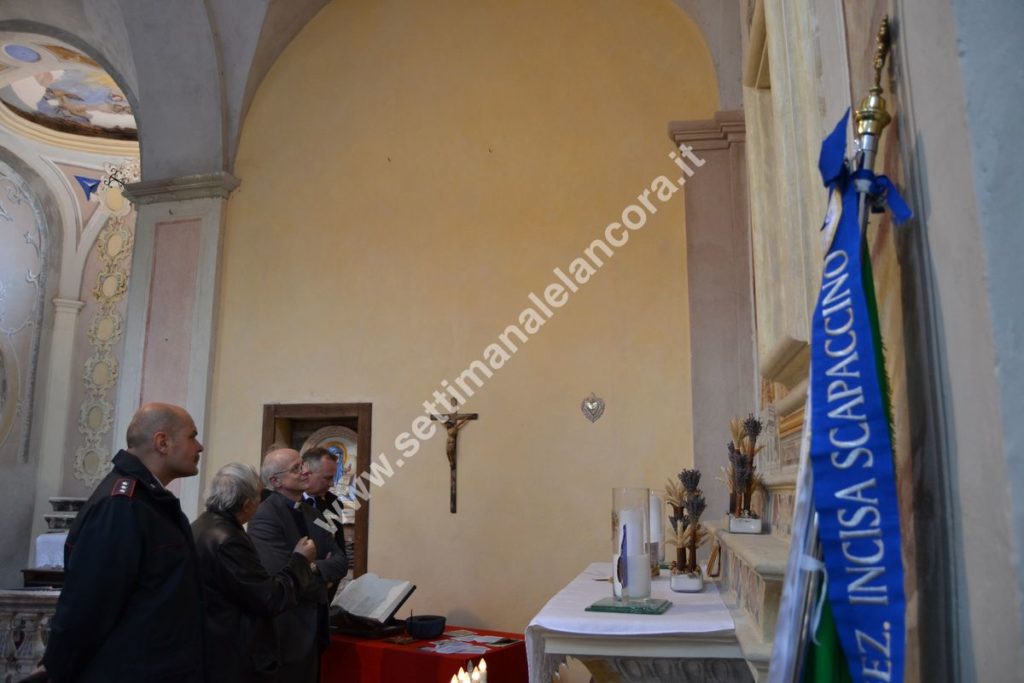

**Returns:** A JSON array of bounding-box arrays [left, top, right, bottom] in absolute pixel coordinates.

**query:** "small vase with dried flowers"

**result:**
[[665, 468, 707, 592], [726, 413, 765, 533]]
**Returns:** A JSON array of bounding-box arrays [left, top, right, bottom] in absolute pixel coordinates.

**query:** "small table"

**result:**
[[321, 625, 528, 683], [526, 563, 751, 683]]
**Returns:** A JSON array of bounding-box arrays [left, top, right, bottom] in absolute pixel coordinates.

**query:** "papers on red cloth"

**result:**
[[419, 630, 523, 655]]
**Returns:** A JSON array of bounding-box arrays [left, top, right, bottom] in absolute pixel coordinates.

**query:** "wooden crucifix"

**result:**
[[430, 399, 478, 513]]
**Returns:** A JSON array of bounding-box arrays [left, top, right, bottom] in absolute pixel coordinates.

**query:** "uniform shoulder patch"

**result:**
[[110, 477, 137, 498]]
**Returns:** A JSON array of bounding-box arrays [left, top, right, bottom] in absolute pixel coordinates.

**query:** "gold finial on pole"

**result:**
[[870, 15, 891, 94], [854, 16, 892, 162]]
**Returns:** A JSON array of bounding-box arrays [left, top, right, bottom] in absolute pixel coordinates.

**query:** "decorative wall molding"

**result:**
[[51, 298, 85, 315], [72, 214, 134, 487], [122, 172, 240, 205], [668, 110, 746, 151]]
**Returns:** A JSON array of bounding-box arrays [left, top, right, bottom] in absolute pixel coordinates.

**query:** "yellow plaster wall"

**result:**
[[208, 0, 718, 632]]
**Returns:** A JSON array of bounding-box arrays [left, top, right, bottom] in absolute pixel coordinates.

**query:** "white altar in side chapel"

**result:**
[[526, 563, 752, 683]]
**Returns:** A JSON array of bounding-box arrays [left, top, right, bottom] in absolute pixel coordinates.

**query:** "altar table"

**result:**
[[321, 625, 528, 683], [526, 562, 752, 683]]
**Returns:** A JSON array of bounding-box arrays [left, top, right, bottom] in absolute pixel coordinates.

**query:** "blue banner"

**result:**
[[808, 111, 909, 683]]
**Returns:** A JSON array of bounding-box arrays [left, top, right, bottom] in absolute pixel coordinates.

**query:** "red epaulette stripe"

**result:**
[[111, 477, 136, 498]]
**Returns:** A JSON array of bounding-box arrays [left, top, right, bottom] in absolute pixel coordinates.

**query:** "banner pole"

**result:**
[[854, 16, 893, 228], [770, 15, 900, 683]]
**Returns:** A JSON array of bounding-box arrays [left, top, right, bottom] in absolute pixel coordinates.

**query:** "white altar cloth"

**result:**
[[526, 562, 739, 683], [34, 532, 68, 568]]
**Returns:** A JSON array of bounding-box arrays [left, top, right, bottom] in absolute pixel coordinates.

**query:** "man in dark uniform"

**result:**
[[39, 402, 206, 683]]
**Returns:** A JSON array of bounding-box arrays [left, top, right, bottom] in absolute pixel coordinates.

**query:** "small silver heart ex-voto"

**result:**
[[581, 392, 605, 422]]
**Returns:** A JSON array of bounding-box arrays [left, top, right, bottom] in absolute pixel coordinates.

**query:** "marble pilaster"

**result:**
[[668, 111, 756, 525], [117, 172, 239, 518], [28, 298, 85, 554]]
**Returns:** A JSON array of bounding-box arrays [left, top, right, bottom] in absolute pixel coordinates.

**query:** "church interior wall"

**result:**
[[207, 0, 720, 633], [890, 0, 1023, 677], [949, 0, 1024, 645]]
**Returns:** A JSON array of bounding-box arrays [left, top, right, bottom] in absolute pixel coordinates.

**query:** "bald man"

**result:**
[[249, 447, 349, 683], [41, 403, 207, 683]]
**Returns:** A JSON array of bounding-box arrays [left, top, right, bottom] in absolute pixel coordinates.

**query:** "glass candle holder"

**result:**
[[611, 487, 651, 601], [649, 492, 664, 574]]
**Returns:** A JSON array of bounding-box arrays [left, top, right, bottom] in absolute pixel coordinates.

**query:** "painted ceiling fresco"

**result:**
[[0, 35, 136, 140]]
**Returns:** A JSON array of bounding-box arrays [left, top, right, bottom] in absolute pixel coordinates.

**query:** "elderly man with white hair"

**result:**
[[192, 463, 317, 683], [249, 447, 349, 683]]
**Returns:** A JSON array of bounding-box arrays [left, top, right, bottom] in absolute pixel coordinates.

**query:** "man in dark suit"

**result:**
[[301, 447, 349, 563], [249, 447, 349, 683]]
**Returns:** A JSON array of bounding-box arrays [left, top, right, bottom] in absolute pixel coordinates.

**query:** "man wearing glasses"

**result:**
[[249, 447, 349, 683]]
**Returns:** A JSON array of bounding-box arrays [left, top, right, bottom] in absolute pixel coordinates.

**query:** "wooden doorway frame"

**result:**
[[260, 402, 371, 577]]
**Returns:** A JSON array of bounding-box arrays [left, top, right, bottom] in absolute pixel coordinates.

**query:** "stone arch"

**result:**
[[0, 148, 61, 462], [671, 0, 743, 111]]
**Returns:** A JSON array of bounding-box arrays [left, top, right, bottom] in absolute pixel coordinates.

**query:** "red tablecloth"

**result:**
[[321, 625, 527, 683]]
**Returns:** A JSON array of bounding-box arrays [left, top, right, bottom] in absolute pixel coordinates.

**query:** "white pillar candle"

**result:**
[[479, 658, 488, 683], [625, 553, 651, 597], [649, 493, 663, 543], [619, 509, 644, 555], [616, 510, 652, 598], [472, 671, 480, 682], [450, 677, 458, 683]]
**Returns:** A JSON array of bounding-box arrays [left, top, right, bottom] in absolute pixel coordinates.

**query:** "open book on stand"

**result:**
[[329, 572, 416, 638]]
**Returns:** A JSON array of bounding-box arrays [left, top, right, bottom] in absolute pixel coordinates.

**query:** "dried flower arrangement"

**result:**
[[665, 468, 708, 576], [726, 413, 765, 518]]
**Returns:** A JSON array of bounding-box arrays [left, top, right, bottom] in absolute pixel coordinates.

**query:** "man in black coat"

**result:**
[[192, 463, 317, 682], [40, 403, 207, 683], [249, 447, 349, 683]]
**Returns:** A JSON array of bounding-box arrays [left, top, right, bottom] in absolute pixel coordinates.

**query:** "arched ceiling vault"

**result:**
[[0, 0, 327, 181], [1, 1, 736, 180]]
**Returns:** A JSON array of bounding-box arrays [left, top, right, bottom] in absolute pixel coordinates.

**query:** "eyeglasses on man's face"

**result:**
[[272, 461, 309, 477]]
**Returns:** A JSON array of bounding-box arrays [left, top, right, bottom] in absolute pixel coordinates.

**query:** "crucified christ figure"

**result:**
[[430, 399, 478, 513]]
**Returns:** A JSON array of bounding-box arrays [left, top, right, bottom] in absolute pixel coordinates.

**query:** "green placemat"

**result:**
[[586, 597, 672, 615]]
